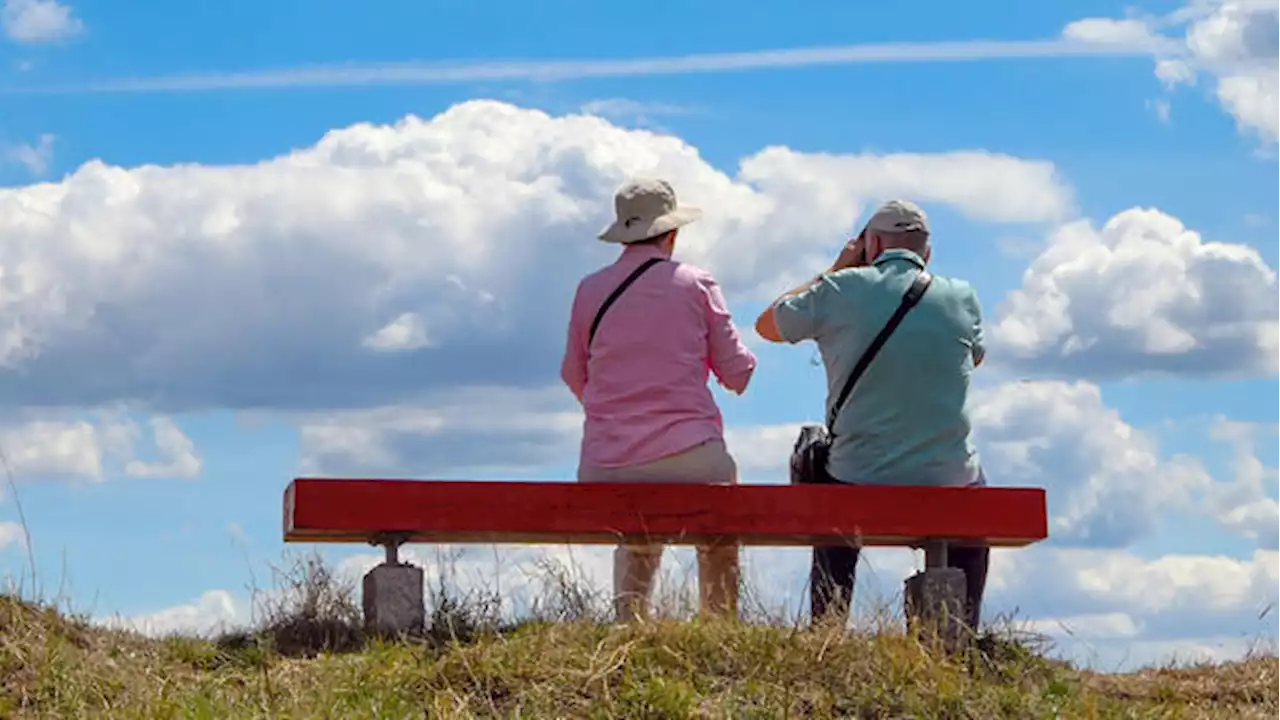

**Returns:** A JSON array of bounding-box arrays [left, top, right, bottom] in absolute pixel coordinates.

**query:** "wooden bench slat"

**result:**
[[284, 478, 1048, 548]]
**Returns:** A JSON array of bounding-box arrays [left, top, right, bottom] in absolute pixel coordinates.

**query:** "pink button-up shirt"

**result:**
[[561, 244, 757, 469]]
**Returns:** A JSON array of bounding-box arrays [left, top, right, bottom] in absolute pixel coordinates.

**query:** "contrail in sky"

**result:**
[[2, 37, 1167, 94]]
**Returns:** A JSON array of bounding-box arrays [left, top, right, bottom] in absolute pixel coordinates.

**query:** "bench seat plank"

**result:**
[[284, 478, 1047, 548]]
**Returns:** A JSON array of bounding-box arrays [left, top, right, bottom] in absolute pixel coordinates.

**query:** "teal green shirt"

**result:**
[[774, 249, 985, 486]]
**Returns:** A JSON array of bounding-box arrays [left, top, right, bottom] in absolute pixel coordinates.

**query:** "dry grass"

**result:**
[[0, 554, 1276, 719]]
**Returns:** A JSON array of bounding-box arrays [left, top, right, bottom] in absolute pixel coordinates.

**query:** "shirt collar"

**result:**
[[873, 248, 926, 269]]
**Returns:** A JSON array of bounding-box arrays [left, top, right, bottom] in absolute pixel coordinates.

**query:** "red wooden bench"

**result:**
[[283, 478, 1048, 638]]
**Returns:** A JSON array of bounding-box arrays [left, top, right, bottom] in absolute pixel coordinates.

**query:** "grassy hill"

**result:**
[[1, 551, 1275, 718], [2, 573, 1276, 719]]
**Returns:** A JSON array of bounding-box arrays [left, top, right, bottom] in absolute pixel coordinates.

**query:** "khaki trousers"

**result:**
[[578, 439, 740, 623]]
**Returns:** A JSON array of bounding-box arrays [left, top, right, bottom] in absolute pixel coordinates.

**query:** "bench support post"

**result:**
[[362, 533, 424, 638], [904, 540, 966, 654]]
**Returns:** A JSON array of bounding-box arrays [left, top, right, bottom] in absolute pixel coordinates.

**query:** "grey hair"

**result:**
[[873, 228, 930, 254], [625, 228, 677, 247]]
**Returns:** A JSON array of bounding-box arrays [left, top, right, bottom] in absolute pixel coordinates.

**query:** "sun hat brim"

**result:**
[[597, 205, 702, 244]]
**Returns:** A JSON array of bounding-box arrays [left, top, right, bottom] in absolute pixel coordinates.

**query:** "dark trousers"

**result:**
[[810, 544, 989, 631]]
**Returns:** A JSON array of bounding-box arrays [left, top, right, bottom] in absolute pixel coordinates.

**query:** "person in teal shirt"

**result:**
[[754, 199, 989, 631]]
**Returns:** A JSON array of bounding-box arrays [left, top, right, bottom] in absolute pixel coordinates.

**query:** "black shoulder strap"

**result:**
[[588, 257, 665, 346], [826, 270, 934, 431]]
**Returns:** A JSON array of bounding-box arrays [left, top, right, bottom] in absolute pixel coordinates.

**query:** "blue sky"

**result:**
[[0, 0, 1277, 670]]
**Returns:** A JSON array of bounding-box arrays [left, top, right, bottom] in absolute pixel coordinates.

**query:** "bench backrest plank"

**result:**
[[284, 479, 1048, 548]]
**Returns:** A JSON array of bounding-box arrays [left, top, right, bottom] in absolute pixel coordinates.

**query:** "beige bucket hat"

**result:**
[[598, 178, 702, 244]]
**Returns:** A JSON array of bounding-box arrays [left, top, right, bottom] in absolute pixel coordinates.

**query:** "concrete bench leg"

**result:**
[[903, 541, 967, 653], [362, 538, 425, 638]]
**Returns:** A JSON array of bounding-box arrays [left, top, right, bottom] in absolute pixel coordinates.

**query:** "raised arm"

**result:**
[[755, 274, 827, 343], [755, 272, 845, 345], [756, 235, 866, 343]]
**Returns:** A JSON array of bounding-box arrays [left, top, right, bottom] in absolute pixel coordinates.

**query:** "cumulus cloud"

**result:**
[[970, 380, 1212, 547], [1205, 418, 1279, 548], [298, 385, 582, 477], [0, 418, 103, 480], [1065, 0, 1279, 142], [1181, 0, 1279, 141], [990, 207, 1278, 378], [0, 100, 1072, 412], [1, 0, 82, 43], [994, 548, 1277, 637], [0, 412, 202, 482], [990, 547, 1277, 668]]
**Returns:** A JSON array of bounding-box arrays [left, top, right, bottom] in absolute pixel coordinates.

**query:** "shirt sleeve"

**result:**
[[966, 286, 986, 366], [773, 273, 839, 343], [560, 283, 589, 401], [698, 273, 757, 394]]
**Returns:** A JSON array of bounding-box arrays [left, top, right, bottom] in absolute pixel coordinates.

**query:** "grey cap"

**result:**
[[862, 199, 930, 235]]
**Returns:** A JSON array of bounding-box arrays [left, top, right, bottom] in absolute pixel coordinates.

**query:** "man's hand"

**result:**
[[830, 233, 868, 272]]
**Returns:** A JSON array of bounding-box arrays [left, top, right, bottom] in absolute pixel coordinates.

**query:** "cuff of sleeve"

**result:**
[[772, 303, 800, 344]]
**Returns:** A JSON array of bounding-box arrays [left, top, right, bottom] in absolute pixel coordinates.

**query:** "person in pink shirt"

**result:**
[[561, 178, 757, 623]]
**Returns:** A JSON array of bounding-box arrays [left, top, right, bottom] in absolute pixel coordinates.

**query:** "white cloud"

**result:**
[[104, 590, 249, 638], [0, 100, 1072, 412], [123, 416, 202, 479], [0, 413, 202, 482], [0, 418, 102, 480], [2, 133, 55, 176], [1062, 18, 1170, 50], [298, 385, 583, 477], [995, 548, 1277, 668], [999, 548, 1277, 626], [991, 207, 1278, 378], [1, 0, 82, 43], [1065, 1, 1279, 142], [723, 423, 804, 480], [1156, 57, 1198, 87], [971, 380, 1212, 547], [362, 312, 434, 352], [1023, 612, 1145, 648], [1214, 71, 1278, 140], [1205, 418, 1279, 548], [16, 38, 1154, 94]]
